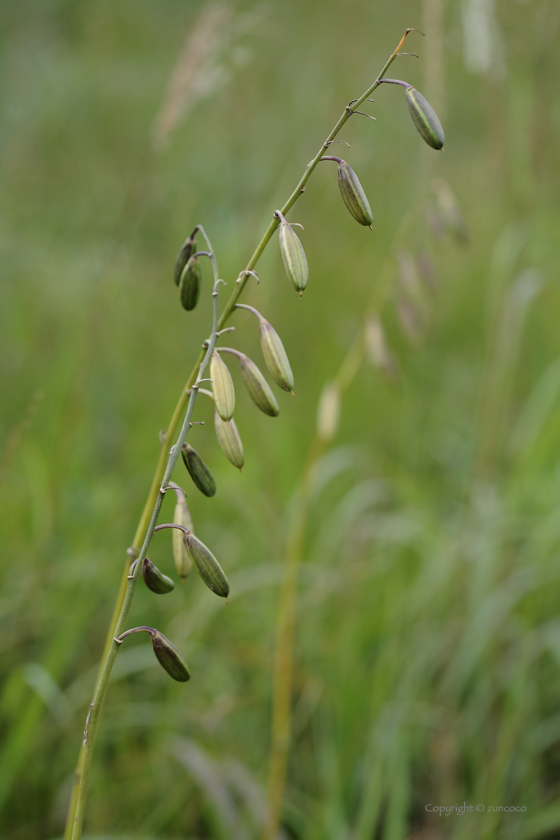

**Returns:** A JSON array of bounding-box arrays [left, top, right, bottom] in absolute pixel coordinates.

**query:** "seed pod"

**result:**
[[173, 500, 193, 581], [210, 351, 235, 421], [174, 236, 196, 286], [405, 87, 444, 150], [259, 319, 294, 393], [181, 443, 216, 497], [184, 532, 229, 598], [150, 630, 190, 681], [179, 257, 201, 311], [337, 162, 373, 227], [239, 354, 279, 417], [214, 410, 244, 470], [278, 217, 308, 295], [142, 557, 175, 595]]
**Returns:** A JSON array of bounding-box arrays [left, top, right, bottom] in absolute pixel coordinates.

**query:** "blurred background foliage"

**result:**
[[1, 0, 560, 838]]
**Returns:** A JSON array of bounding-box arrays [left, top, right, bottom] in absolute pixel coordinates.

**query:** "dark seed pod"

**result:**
[[179, 257, 202, 311], [259, 319, 294, 393], [184, 532, 229, 598], [174, 236, 196, 286], [239, 355, 279, 417], [337, 162, 373, 227], [181, 443, 216, 497], [173, 500, 193, 581], [210, 351, 235, 421], [405, 87, 445, 150], [150, 630, 190, 681], [142, 558, 175, 594], [214, 410, 244, 470], [278, 214, 308, 295]]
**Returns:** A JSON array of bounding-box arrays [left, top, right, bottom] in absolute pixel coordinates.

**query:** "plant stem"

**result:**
[[64, 29, 415, 839], [70, 265, 222, 840]]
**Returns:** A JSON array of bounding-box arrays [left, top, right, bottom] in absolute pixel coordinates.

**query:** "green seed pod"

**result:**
[[278, 217, 308, 295], [150, 630, 190, 681], [142, 557, 175, 595], [173, 500, 193, 581], [337, 162, 373, 227], [184, 532, 229, 598], [181, 443, 216, 497], [214, 410, 244, 470], [405, 87, 445, 150], [259, 319, 294, 393], [174, 235, 196, 286], [179, 257, 201, 311], [210, 350, 235, 421], [239, 354, 279, 417]]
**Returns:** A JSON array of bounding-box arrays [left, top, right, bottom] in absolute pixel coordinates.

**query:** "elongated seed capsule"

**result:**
[[142, 557, 175, 594], [234, 303, 295, 393], [173, 500, 193, 581], [179, 257, 201, 311], [150, 630, 191, 681], [260, 319, 294, 393], [174, 235, 196, 286], [378, 79, 445, 151], [184, 532, 229, 598], [181, 443, 216, 497], [405, 87, 444, 150], [337, 162, 373, 227], [210, 350, 235, 421], [239, 354, 279, 417], [277, 212, 308, 295], [214, 410, 244, 470]]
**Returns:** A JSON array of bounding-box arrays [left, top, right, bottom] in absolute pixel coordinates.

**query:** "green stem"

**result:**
[[64, 28, 415, 839], [70, 270, 222, 840]]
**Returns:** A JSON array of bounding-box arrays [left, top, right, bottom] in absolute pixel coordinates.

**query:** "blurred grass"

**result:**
[[2, 0, 560, 838]]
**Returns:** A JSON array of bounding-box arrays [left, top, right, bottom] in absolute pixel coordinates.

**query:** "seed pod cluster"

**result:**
[[210, 351, 235, 421], [239, 354, 279, 417], [142, 558, 175, 594], [337, 161, 373, 227], [173, 499, 193, 581], [184, 532, 229, 598], [174, 235, 196, 286], [182, 443, 216, 497], [277, 213, 308, 296], [214, 410, 244, 470], [179, 257, 202, 311], [405, 86, 444, 151], [150, 629, 191, 682]]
